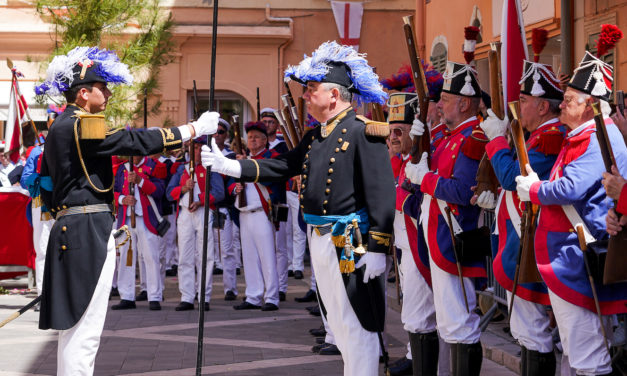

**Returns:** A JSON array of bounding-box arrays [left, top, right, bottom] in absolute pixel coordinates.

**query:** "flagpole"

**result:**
[[7, 60, 42, 145]]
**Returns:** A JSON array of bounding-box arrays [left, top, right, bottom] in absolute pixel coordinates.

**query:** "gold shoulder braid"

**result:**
[[356, 115, 390, 138], [321, 107, 352, 138], [72, 115, 114, 193]]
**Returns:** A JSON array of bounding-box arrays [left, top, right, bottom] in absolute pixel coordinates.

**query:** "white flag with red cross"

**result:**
[[331, 1, 364, 52]]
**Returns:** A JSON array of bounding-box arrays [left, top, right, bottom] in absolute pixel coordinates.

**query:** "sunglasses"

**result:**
[[390, 128, 404, 137], [216, 129, 226, 135]]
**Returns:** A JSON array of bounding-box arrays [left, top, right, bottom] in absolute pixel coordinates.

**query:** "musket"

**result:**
[[617, 91, 626, 145], [129, 157, 136, 229], [475, 43, 502, 198], [281, 95, 302, 145], [274, 110, 294, 150], [444, 206, 469, 313], [591, 101, 627, 284], [402, 15, 430, 165], [230, 114, 248, 207], [256, 87, 261, 121], [576, 224, 610, 354], [197, 0, 218, 373], [371, 102, 386, 123], [189, 81, 200, 208], [284, 81, 303, 135]]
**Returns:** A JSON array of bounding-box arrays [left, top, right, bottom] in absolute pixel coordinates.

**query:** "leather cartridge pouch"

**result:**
[[212, 210, 227, 229], [454, 226, 492, 263], [78, 113, 106, 140], [585, 240, 608, 283], [272, 203, 289, 223], [155, 217, 171, 237]]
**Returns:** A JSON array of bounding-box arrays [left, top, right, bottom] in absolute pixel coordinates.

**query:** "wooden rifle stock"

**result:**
[[230, 114, 247, 208], [284, 81, 303, 135], [402, 15, 431, 165], [371, 103, 386, 122], [475, 44, 502, 198], [591, 101, 627, 284], [281, 95, 302, 145], [274, 110, 294, 150]]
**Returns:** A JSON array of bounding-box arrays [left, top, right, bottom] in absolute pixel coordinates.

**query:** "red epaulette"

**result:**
[[535, 128, 565, 155], [152, 159, 168, 179], [461, 126, 489, 160], [171, 161, 182, 175]]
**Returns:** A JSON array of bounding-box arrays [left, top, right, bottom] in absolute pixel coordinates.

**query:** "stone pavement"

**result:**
[[0, 269, 518, 375]]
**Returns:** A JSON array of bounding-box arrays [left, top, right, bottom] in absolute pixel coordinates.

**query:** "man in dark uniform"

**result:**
[[201, 41, 395, 375], [36, 46, 218, 375]]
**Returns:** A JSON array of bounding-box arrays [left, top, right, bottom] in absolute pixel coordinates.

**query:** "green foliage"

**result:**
[[35, 0, 174, 127]]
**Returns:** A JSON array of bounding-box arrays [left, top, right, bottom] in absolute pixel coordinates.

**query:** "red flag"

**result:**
[[0, 188, 35, 280], [331, 1, 364, 52], [5, 78, 28, 163], [501, 0, 528, 109]]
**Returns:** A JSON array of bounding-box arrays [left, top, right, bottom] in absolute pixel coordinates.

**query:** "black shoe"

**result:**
[[288, 270, 295, 277], [315, 337, 325, 344], [294, 270, 304, 279], [214, 268, 223, 275], [175, 302, 194, 311], [279, 291, 286, 302], [224, 291, 237, 301], [295, 289, 316, 303], [318, 344, 341, 355], [312, 342, 332, 353], [110, 287, 120, 297], [309, 328, 326, 337], [236, 268, 241, 275], [308, 306, 321, 316], [309, 325, 324, 334], [387, 274, 396, 283], [261, 303, 279, 311], [233, 301, 261, 310], [136, 290, 148, 301], [387, 356, 413, 376], [204, 302, 210, 311], [149, 301, 161, 311], [112, 299, 136, 310], [165, 268, 177, 277]]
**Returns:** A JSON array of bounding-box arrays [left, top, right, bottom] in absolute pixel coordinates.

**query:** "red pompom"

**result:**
[[532, 28, 548, 62], [464, 26, 480, 41], [596, 24, 623, 57]]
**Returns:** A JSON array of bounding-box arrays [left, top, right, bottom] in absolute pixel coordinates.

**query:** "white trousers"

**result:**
[[117, 217, 162, 301], [213, 208, 237, 294], [177, 207, 214, 303], [240, 210, 279, 306], [506, 291, 553, 353], [427, 249, 480, 344], [32, 206, 53, 296], [57, 231, 115, 376], [160, 213, 178, 270], [286, 191, 306, 271], [549, 290, 613, 375], [276, 220, 289, 293], [309, 226, 380, 376], [232, 222, 242, 268]]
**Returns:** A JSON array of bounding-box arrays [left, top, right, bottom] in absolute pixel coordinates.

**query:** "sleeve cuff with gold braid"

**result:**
[[239, 159, 260, 183], [367, 231, 392, 254]]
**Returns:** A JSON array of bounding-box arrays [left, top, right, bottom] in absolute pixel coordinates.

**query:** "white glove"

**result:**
[[193, 111, 220, 137], [480, 109, 509, 140], [409, 118, 425, 140], [404, 152, 429, 185], [476, 190, 496, 210], [201, 139, 242, 178], [355, 252, 387, 283], [515, 164, 540, 202]]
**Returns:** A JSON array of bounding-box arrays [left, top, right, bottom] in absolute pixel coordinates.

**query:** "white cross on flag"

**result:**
[[331, 1, 364, 52]]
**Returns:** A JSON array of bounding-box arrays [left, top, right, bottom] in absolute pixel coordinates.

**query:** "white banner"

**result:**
[[331, 1, 364, 52]]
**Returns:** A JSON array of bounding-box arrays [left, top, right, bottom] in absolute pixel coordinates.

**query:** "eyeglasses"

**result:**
[[216, 129, 226, 135]]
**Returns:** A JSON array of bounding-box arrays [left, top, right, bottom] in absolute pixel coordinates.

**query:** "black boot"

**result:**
[[523, 347, 555, 376], [451, 342, 482, 376], [386, 356, 413, 376], [408, 331, 439, 376]]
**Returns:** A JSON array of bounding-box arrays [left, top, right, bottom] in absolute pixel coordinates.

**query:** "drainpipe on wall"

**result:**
[[415, 0, 426, 59], [265, 4, 293, 109], [560, 0, 573, 76]]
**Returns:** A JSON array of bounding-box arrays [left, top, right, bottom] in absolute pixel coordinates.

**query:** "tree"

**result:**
[[35, 0, 174, 127]]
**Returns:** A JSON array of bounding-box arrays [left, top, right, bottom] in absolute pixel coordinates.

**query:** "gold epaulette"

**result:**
[[74, 111, 106, 140], [356, 115, 390, 138]]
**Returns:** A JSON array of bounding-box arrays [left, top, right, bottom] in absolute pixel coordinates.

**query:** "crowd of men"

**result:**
[[3, 22, 627, 376]]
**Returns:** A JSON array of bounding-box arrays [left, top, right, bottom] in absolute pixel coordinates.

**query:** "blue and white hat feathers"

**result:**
[[284, 41, 388, 105], [35, 46, 133, 97]]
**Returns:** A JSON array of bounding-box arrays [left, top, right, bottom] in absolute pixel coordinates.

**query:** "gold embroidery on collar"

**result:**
[[321, 107, 352, 138]]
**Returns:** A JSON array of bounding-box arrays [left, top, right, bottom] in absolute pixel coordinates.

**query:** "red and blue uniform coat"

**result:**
[[166, 164, 225, 212], [420, 117, 488, 278], [114, 157, 164, 235], [528, 118, 627, 315], [485, 118, 566, 305], [617, 186, 627, 215]]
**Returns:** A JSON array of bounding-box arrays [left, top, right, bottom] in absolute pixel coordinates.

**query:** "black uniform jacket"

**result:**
[[239, 108, 395, 331], [40, 104, 183, 330]]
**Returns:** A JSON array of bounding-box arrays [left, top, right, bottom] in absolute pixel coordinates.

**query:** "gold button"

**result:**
[[327, 179, 332, 184], [300, 205, 304, 209], [303, 174, 307, 179], [57, 206, 61, 211], [452, 154, 456, 158], [51, 208, 55, 213], [303, 164, 307, 169], [62, 226, 67, 232], [335, 148, 340, 152], [301, 184, 306, 189], [61, 245, 67, 251], [569, 228, 574, 232], [342, 129, 347, 134], [325, 188, 330, 194], [300, 194, 304, 199], [323, 200, 328, 205], [328, 168, 334, 174], [323, 209, 327, 214], [308, 145, 312, 149], [338, 138, 343, 143], [330, 157, 335, 163], [62, 205, 67, 209], [312, 136, 315, 140]]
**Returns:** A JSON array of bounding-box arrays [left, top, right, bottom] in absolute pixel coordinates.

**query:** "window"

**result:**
[[430, 38, 448, 73], [187, 90, 252, 125]]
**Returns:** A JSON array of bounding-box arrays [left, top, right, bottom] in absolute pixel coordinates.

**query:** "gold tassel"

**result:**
[[126, 239, 133, 267], [332, 235, 346, 247], [339, 259, 355, 274]]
